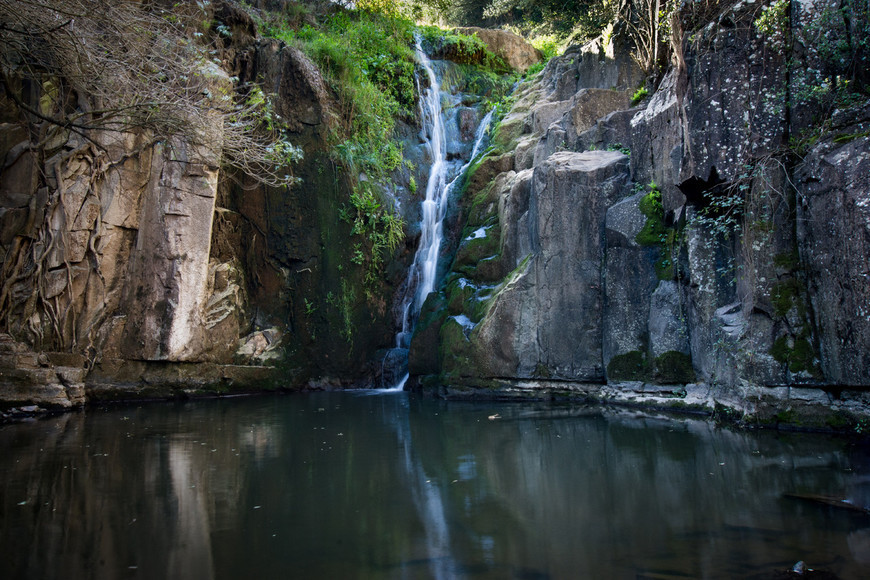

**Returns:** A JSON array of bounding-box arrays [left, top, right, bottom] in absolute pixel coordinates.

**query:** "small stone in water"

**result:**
[[792, 560, 807, 574]]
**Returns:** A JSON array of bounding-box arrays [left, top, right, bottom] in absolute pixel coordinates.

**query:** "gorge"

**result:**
[[0, 0, 869, 430], [2, 0, 870, 577]]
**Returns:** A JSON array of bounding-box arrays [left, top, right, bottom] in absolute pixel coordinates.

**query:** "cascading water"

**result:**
[[383, 36, 493, 390], [395, 38, 448, 351]]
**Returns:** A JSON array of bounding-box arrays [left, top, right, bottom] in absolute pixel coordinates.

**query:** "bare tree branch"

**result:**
[[0, 0, 299, 187]]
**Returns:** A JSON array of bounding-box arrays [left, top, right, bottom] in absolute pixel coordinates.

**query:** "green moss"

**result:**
[[454, 226, 500, 269], [773, 250, 800, 270], [533, 361, 552, 379], [439, 317, 476, 378], [789, 337, 815, 373], [636, 187, 666, 245], [491, 115, 525, 152], [654, 255, 676, 281], [468, 254, 505, 282], [445, 281, 474, 315], [654, 351, 695, 384], [770, 334, 791, 364], [825, 412, 851, 429], [770, 334, 821, 376], [833, 130, 870, 144], [408, 294, 448, 376], [635, 184, 679, 280], [771, 278, 805, 317], [463, 292, 492, 323], [775, 409, 797, 424], [607, 351, 648, 381]]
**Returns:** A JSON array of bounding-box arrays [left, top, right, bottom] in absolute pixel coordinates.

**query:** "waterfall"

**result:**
[[383, 36, 493, 391]]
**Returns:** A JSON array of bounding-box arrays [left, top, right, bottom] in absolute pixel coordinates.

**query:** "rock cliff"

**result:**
[[409, 0, 870, 427], [0, 1, 514, 411], [0, 1, 401, 408]]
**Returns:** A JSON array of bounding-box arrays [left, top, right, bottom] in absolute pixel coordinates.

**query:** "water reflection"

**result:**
[[1, 394, 869, 579], [387, 393, 454, 579]]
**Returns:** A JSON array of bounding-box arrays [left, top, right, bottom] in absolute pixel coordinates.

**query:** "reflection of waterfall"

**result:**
[[383, 36, 494, 390], [386, 394, 455, 578]]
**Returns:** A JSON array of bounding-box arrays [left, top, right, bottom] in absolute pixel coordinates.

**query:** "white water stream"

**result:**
[[394, 38, 493, 354], [387, 38, 493, 391]]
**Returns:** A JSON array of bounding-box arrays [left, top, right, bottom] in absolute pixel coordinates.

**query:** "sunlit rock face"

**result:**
[[410, 0, 870, 421], [452, 27, 543, 73], [0, 9, 317, 404], [120, 139, 221, 361]]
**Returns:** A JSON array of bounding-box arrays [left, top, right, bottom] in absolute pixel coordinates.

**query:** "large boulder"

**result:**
[[444, 151, 631, 381], [454, 27, 542, 72]]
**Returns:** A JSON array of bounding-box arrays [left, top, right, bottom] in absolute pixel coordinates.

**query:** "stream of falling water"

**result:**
[[388, 36, 493, 391]]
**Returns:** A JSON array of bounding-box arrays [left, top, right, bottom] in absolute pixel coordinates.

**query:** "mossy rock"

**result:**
[[454, 227, 500, 269], [653, 351, 695, 384], [445, 280, 474, 315], [789, 337, 815, 373], [491, 116, 525, 152], [408, 294, 448, 376], [654, 251, 676, 281], [532, 361, 552, 379], [770, 334, 822, 376], [607, 350, 648, 381], [634, 188, 678, 280], [461, 254, 505, 283], [770, 334, 791, 364], [463, 151, 514, 197], [635, 204, 667, 247], [771, 278, 806, 318], [465, 170, 510, 227], [773, 250, 800, 271], [439, 317, 477, 378], [463, 292, 492, 323]]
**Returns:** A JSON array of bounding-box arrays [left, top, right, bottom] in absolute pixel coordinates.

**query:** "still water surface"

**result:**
[[2, 391, 870, 579]]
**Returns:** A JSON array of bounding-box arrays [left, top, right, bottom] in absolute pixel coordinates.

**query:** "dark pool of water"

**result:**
[[2, 392, 870, 579]]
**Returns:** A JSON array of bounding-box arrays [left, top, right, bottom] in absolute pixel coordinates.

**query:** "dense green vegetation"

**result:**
[[256, 7, 414, 291], [242, 0, 519, 316], [252, 2, 511, 295], [404, 0, 615, 42]]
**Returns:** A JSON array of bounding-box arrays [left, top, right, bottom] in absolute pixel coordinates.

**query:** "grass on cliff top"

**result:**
[[258, 4, 513, 182], [253, 2, 515, 295]]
